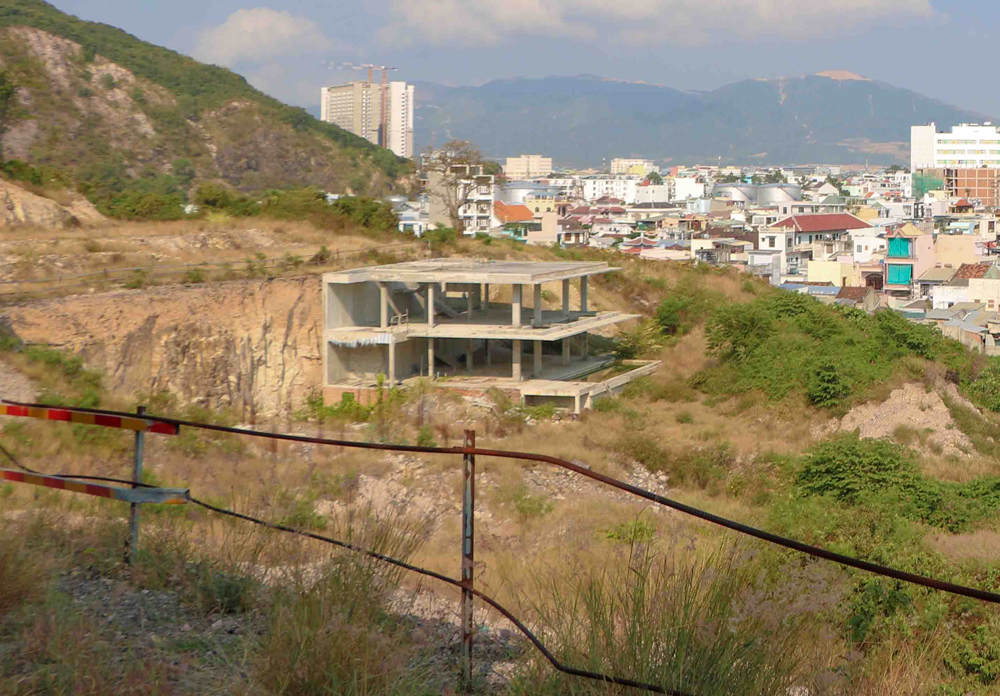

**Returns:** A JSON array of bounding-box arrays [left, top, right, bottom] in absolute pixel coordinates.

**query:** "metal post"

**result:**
[[462, 429, 476, 690], [128, 405, 146, 564]]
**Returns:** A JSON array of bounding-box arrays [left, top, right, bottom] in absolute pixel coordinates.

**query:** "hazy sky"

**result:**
[[50, 0, 999, 118]]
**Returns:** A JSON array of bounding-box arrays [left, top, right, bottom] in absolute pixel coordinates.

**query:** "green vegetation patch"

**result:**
[[797, 434, 1000, 533], [695, 291, 969, 408]]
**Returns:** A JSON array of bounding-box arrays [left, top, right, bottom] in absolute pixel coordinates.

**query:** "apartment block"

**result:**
[[385, 81, 415, 159], [321, 82, 381, 146], [504, 154, 553, 180], [911, 122, 1000, 171], [320, 80, 415, 158]]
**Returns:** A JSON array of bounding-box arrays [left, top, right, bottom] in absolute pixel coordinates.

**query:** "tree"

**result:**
[[422, 140, 492, 231], [645, 171, 664, 185], [0, 72, 16, 162], [764, 169, 787, 184]]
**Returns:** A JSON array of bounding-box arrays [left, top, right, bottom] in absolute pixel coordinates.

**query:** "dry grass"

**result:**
[[926, 527, 1000, 561], [919, 453, 1000, 483]]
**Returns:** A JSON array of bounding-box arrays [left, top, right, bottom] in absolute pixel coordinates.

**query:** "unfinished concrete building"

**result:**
[[322, 259, 657, 412]]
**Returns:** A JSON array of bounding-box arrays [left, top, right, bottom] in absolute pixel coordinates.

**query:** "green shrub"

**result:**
[[603, 519, 657, 544], [968, 357, 1000, 412], [806, 360, 850, 408], [675, 410, 694, 424], [416, 426, 436, 448], [99, 73, 115, 89], [182, 267, 205, 284], [796, 434, 1000, 532]]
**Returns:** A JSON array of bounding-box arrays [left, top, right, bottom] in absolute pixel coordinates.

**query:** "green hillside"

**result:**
[[0, 0, 409, 217]]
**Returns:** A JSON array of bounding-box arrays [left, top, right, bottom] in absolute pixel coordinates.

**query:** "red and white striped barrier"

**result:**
[[0, 404, 178, 435], [0, 468, 189, 504]]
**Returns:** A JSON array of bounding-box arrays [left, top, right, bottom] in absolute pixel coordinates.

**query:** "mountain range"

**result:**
[[411, 72, 993, 168]]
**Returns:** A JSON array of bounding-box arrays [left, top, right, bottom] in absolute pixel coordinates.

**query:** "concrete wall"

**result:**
[[967, 278, 1000, 311], [326, 282, 382, 329], [936, 235, 982, 269], [932, 284, 969, 309]]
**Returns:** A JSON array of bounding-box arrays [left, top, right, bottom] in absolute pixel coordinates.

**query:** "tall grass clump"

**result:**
[[506, 543, 808, 695], [254, 507, 432, 695]]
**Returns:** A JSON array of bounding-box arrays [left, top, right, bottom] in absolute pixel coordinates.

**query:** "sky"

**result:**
[[48, 0, 1000, 118]]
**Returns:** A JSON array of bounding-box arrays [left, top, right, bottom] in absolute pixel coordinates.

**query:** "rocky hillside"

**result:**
[[0, 0, 407, 200]]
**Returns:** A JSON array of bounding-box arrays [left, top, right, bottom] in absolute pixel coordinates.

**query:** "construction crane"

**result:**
[[323, 61, 398, 148]]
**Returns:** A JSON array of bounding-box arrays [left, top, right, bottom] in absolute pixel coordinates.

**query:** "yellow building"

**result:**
[[523, 194, 557, 216], [807, 260, 862, 287]]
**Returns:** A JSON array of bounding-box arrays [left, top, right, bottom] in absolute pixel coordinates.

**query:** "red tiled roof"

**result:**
[[493, 201, 533, 224], [954, 198, 972, 207], [770, 213, 871, 233], [837, 286, 872, 302], [954, 262, 994, 280]]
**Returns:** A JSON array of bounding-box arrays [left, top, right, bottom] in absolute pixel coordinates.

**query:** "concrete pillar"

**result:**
[[580, 277, 589, 312], [534, 340, 543, 376], [388, 342, 396, 385], [482, 284, 489, 311], [486, 339, 493, 366], [427, 284, 436, 328], [562, 339, 570, 365], [379, 283, 389, 329], [428, 338, 435, 378], [581, 333, 589, 361], [562, 279, 571, 317], [574, 394, 582, 414], [467, 291, 474, 321], [512, 340, 522, 382], [512, 284, 522, 326], [533, 284, 543, 327], [467, 339, 474, 372]]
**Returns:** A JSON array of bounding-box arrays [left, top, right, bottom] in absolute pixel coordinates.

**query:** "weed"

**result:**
[[182, 267, 205, 284], [604, 519, 657, 544], [675, 410, 694, 424], [416, 425, 436, 448]]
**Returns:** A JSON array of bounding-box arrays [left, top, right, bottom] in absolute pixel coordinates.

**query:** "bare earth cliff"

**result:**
[[3, 277, 323, 416]]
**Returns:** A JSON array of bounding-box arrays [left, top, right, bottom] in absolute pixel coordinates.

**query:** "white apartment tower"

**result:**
[[911, 122, 1000, 171], [385, 81, 415, 159], [320, 81, 415, 159]]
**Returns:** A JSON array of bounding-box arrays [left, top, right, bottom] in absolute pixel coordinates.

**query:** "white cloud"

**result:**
[[375, 0, 937, 47], [244, 63, 320, 106], [193, 8, 330, 67]]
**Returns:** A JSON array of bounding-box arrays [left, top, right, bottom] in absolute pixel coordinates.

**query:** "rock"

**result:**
[[0, 180, 76, 229]]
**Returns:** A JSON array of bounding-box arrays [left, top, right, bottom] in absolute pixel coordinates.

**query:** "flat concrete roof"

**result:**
[[323, 259, 617, 285]]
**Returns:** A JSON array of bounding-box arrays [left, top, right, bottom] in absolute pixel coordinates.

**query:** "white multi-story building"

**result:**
[[320, 80, 414, 158], [610, 158, 659, 176], [911, 122, 1000, 171], [504, 154, 553, 179], [385, 82, 415, 159], [582, 176, 640, 203]]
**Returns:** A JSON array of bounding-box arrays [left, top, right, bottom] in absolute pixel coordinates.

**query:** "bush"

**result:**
[[796, 434, 1000, 532], [968, 357, 1000, 412], [806, 360, 850, 408], [675, 410, 694, 424]]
